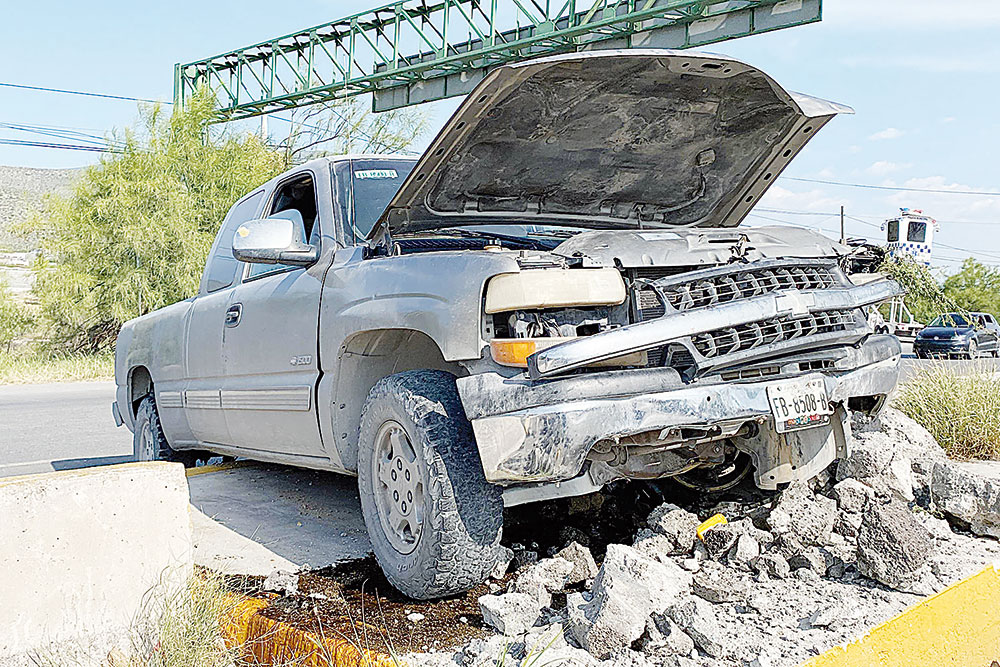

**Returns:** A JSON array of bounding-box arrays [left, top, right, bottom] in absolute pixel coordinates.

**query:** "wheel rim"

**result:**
[[371, 420, 425, 555], [970, 341, 978, 358], [138, 422, 156, 461]]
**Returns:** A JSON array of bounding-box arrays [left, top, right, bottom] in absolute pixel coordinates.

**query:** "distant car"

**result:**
[[913, 312, 1000, 359]]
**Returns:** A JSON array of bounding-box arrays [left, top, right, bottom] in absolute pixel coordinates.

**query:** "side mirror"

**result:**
[[232, 217, 319, 267]]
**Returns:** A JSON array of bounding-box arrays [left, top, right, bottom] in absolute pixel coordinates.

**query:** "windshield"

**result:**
[[929, 313, 969, 327], [337, 159, 416, 243]]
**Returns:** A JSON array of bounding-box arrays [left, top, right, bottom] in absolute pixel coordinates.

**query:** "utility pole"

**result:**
[[840, 205, 845, 244]]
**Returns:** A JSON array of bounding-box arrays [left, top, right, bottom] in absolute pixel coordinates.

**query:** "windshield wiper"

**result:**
[[421, 227, 562, 250]]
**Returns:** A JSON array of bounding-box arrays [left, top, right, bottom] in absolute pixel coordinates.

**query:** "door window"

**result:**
[[245, 174, 319, 281], [205, 191, 264, 292]]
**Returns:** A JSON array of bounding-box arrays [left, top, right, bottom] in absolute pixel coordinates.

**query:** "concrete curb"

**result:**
[[221, 594, 401, 667], [803, 563, 1000, 666]]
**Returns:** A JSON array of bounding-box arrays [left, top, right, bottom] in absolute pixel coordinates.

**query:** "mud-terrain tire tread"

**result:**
[[358, 370, 503, 600], [134, 395, 198, 467]]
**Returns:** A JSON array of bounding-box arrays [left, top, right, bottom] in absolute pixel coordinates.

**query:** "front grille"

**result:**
[[692, 310, 857, 358], [634, 263, 840, 317]]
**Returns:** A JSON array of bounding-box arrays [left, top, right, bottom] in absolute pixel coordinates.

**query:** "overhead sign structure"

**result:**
[[174, 0, 821, 120]]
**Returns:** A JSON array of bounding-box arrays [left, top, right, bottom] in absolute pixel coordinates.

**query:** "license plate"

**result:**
[[767, 377, 832, 433]]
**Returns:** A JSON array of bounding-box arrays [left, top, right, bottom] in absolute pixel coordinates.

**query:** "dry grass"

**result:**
[[894, 361, 1000, 460], [0, 348, 113, 385]]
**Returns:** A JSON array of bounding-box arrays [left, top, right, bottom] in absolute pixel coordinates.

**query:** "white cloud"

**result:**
[[868, 128, 904, 141], [848, 145, 862, 154], [941, 117, 956, 124], [882, 176, 1000, 222], [757, 185, 846, 214], [865, 161, 911, 177], [827, 0, 1000, 30]]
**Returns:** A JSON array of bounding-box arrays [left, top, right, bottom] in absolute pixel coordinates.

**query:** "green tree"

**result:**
[[274, 98, 428, 164], [31, 89, 427, 352], [30, 88, 286, 351], [943, 258, 1000, 316], [877, 255, 960, 324], [0, 279, 34, 352]]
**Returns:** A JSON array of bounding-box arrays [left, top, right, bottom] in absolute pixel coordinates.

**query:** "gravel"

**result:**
[[402, 408, 1000, 667]]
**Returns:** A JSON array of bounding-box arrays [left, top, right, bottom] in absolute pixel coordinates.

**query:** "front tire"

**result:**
[[133, 395, 198, 467], [358, 370, 504, 600], [968, 340, 979, 360]]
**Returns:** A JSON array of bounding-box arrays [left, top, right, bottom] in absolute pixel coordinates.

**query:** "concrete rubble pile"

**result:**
[[409, 408, 1000, 667]]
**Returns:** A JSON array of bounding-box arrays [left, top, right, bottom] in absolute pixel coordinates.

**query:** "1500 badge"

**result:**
[[289, 355, 313, 366]]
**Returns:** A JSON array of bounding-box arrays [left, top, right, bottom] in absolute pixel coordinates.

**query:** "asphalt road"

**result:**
[[0, 381, 132, 477]]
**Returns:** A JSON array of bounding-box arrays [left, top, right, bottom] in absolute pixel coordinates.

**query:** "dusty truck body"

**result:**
[[113, 50, 902, 599]]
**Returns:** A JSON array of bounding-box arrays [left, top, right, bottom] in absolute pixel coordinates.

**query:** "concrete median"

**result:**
[[0, 462, 193, 665]]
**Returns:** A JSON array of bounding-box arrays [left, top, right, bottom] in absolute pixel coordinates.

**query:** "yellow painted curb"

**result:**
[[221, 594, 401, 667], [696, 513, 728, 540], [802, 563, 1000, 667], [185, 461, 247, 477]]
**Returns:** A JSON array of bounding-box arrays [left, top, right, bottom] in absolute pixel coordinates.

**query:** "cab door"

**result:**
[[181, 190, 265, 447], [220, 170, 328, 460]]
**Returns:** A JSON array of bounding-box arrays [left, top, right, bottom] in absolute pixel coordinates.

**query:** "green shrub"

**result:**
[[0, 278, 34, 351], [895, 362, 1000, 460]]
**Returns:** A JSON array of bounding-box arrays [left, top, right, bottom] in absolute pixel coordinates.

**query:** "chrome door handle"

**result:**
[[225, 304, 242, 328]]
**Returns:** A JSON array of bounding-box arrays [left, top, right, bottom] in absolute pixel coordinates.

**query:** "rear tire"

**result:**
[[133, 395, 198, 467], [358, 370, 504, 600]]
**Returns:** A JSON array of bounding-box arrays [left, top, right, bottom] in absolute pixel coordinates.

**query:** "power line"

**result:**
[[780, 176, 1000, 197], [0, 81, 165, 104], [0, 138, 119, 153]]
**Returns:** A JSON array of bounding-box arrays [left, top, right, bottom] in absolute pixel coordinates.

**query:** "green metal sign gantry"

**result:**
[[174, 0, 820, 120]]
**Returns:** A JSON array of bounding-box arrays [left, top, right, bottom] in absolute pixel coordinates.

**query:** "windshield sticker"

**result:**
[[355, 169, 398, 179], [637, 232, 682, 241]]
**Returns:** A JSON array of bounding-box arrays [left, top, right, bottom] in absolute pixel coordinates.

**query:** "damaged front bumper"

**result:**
[[457, 335, 901, 491]]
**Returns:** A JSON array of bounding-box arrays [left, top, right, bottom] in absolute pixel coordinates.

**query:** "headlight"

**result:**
[[484, 268, 633, 369], [484, 268, 626, 314]]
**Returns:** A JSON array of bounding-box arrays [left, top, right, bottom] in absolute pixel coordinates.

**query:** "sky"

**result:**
[[1, 0, 998, 273]]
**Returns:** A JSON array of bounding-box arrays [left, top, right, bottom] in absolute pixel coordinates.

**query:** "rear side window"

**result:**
[[204, 191, 264, 292]]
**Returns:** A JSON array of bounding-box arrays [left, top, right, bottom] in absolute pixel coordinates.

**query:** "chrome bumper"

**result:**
[[458, 336, 900, 488]]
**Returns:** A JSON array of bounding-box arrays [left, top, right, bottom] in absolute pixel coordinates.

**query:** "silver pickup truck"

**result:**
[[113, 50, 901, 599]]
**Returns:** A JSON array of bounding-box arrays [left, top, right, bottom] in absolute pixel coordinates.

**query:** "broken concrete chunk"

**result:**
[[750, 553, 790, 580], [478, 592, 543, 636], [833, 478, 872, 514], [666, 597, 725, 658], [930, 460, 1000, 539], [510, 556, 575, 606], [491, 546, 514, 580], [766, 481, 837, 547], [701, 524, 738, 560], [555, 541, 599, 585], [856, 500, 936, 592], [646, 503, 701, 554], [568, 544, 692, 659], [261, 570, 299, 596], [641, 613, 695, 658], [691, 562, 750, 604], [727, 531, 761, 570]]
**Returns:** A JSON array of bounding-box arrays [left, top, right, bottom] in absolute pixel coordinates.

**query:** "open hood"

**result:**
[[375, 49, 852, 238]]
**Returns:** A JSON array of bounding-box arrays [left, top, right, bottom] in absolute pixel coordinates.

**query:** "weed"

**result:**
[[895, 361, 1000, 460]]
